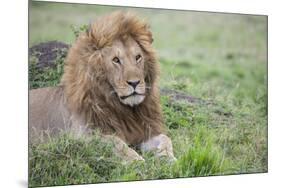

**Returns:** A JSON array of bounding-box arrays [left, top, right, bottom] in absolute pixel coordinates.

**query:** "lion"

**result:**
[[29, 11, 176, 162]]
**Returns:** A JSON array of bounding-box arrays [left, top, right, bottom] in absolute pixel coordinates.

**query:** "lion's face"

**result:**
[[101, 36, 146, 107]]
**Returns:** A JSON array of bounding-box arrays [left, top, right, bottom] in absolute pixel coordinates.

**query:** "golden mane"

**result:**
[[60, 11, 164, 145]]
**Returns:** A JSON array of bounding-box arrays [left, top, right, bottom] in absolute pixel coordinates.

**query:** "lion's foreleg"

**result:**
[[102, 135, 144, 163], [140, 134, 176, 162]]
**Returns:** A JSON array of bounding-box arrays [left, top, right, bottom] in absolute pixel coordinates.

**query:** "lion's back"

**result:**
[[29, 86, 71, 142]]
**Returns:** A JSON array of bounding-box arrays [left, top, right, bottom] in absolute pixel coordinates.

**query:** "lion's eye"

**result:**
[[112, 57, 121, 64], [136, 54, 142, 62]]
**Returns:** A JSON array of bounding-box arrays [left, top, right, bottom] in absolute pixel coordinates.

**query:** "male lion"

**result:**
[[29, 11, 176, 162]]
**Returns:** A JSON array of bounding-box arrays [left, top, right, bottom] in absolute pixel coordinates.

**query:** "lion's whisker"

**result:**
[[116, 87, 128, 89]]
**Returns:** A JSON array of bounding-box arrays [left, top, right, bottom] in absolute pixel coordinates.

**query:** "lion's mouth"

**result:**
[[120, 91, 145, 100]]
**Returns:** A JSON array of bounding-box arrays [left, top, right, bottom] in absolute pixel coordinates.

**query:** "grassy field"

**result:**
[[29, 1, 267, 187]]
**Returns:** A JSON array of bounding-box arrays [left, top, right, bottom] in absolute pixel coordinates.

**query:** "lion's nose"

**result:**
[[127, 80, 140, 89]]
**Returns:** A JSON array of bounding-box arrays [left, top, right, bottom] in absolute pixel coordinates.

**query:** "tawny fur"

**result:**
[[30, 11, 165, 146]]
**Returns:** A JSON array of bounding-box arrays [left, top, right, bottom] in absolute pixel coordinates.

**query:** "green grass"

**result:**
[[29, 1, 267, 187]]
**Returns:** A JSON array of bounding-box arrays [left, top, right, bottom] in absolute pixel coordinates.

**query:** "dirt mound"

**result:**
[[29, 41, 70, 69], [160, 88, 210, 104]]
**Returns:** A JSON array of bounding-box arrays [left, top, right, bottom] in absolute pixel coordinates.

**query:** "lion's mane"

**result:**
[[61, 11, 164, 145]]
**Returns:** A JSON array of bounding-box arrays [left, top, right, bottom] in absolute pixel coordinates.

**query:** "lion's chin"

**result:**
[[120, 95, 145, 107]]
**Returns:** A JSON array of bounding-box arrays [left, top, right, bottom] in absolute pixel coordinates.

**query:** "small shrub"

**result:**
[[175, 127, 229, 177], [70, 24, 88, 38]]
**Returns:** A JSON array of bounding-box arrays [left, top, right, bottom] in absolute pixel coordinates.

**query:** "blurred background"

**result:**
[[29, 1, 267, 95], [30, 2, 267, 61]]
